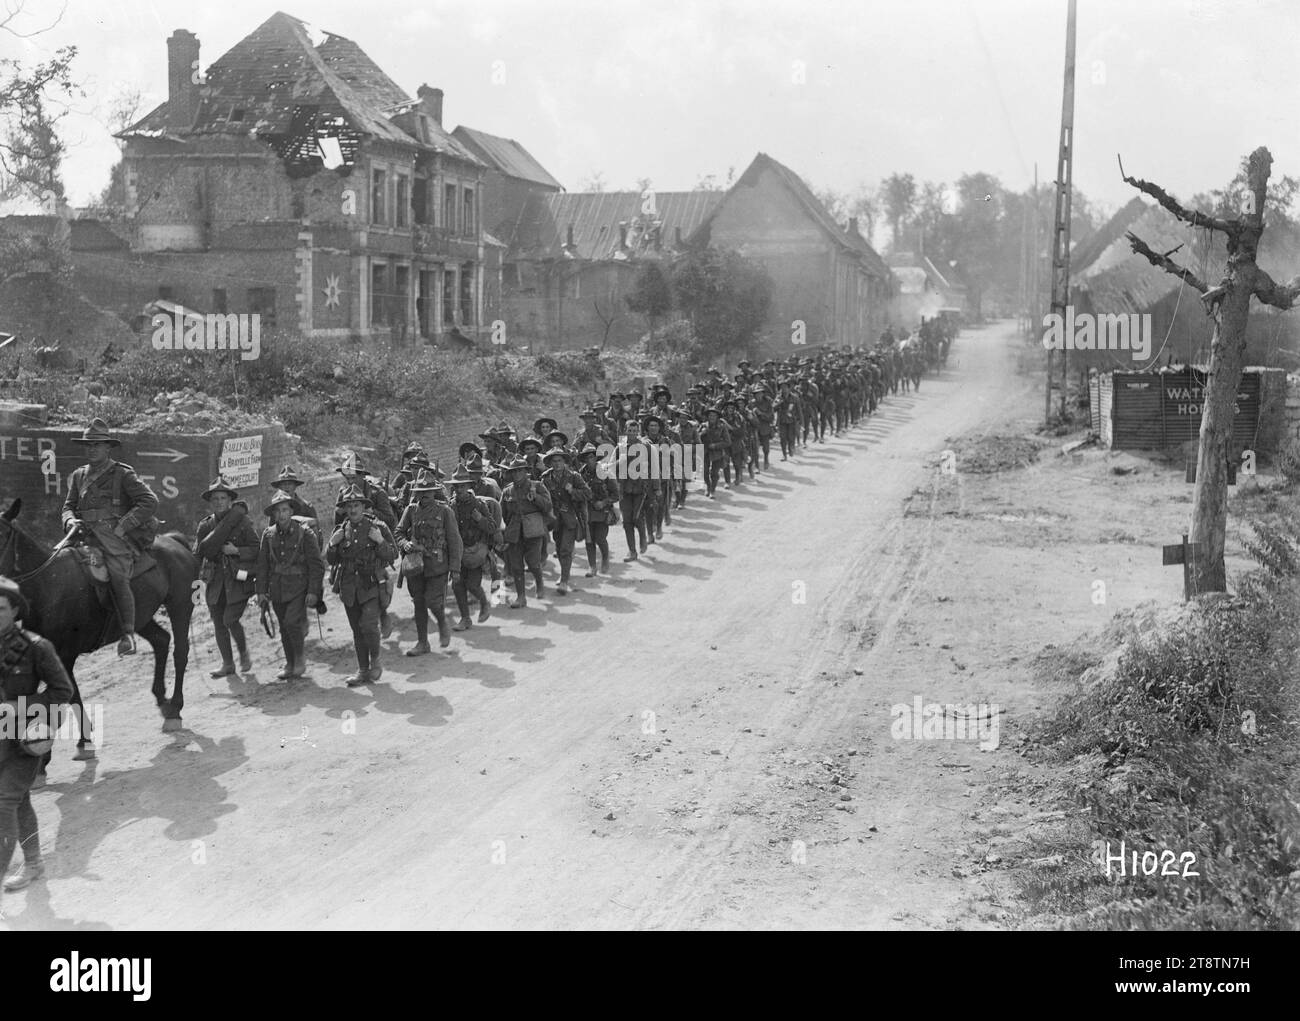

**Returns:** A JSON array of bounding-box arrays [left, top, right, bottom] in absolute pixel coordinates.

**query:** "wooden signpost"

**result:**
[[1162, 533, 1205, 602]]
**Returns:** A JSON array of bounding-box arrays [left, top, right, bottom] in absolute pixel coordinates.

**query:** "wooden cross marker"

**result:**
[[1162, 533, 1205, 602]]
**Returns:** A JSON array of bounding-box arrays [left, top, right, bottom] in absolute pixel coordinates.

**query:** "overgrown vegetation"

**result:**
[[1019, 500, 1300, 929]]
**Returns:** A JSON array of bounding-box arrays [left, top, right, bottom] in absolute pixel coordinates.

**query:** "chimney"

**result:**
[[417, 84, 444, 125], [167, 30, 200, 131], [566, 224, 575, 249], [617, 222, 628, 249], [848, 217, 859, 236]]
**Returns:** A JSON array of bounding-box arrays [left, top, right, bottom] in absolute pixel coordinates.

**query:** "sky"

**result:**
[[6, 0, 1300, 230]]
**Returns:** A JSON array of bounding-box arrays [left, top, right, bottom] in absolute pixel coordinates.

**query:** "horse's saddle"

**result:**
[[73, 544, 157, 584]]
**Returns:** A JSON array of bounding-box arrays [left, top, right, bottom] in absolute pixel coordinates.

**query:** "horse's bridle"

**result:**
[[0, 518, 74, 582]]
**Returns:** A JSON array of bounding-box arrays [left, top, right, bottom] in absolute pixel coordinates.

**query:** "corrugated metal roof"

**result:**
[[1070, 197, 1149, 276], [510, 191, 723, 261], [452, 127, 561, 189]]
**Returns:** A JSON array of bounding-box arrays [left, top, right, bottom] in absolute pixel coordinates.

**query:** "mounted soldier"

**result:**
[[256, 490, 324, 681], [194, 477, 260, 678], [60, 418, 160, 656]]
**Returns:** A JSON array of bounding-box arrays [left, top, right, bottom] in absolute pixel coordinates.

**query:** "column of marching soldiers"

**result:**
[[101, 330, 951, 689]]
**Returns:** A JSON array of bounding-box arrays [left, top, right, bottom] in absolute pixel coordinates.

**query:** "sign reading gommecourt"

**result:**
[[152, 312, 261, 361], [1042, 306, 1152, 361]]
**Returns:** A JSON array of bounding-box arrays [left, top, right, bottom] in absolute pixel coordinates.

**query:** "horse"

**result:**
[[0, 499, 199, 755]]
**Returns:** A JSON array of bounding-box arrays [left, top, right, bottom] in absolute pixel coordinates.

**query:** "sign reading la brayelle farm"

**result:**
[[218, 434, 263, 490]]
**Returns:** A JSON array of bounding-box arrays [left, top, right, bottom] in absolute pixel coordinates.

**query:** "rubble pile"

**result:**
[[128, 388, 272, 433]]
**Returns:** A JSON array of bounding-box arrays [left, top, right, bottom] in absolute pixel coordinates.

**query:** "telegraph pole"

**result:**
[[1048, 0, 1078, 422]]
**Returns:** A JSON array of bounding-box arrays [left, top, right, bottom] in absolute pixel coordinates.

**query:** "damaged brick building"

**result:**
[[74, 11, 498, 344]]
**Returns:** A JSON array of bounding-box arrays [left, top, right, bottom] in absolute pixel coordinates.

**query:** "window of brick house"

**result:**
[[394, 265, 410, 326], [370, 261, 388, 326], [443, 183, 457, 233], [413, 176, 429, 225], [462, 187, 474, 236], [371, 167, 387, 225], [460, 261, 475, 325], [247, 287, 276, 330], [443, 266, 456, 326], [395, 173, 409, 228]]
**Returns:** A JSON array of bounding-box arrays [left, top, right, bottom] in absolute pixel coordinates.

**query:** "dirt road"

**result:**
[[10, 321, 1046, 930]]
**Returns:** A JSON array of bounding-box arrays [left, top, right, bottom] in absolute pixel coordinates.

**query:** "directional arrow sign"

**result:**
[[138, 448, 189, 463]]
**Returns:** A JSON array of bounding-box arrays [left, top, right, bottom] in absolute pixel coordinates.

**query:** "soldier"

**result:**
[[0, 576, 73, 906], [517, 436, 545, 479], [578, 443, 619, 576], [734, 393, 760, 480], [326, 486, 397, 686], [194, 477, 260, 678], [577, 406, 614, 448], [270, 466, 317, 520], [390, 442, 426, 498], [700, 406, 731, 498], [333, 452, 397, 637], [394, 453, 436, 512], [752, 384, 775, 469], [499, 456, 554, 608], [722, 398, 749, 487], [533, 417, 558, 444], [444, 466, 501, 631], [604, 393, 628, 437], [616, 420, 651, 560], [333, 452, 397, 531], [61, 418, 160, 656], [464, 455, 504, 596], [544, 429, 570, 453], [541, 446, 591, 595], [255, 491, 324, 680], [395, 470, 462, 656], [671, 407, 699, 510], [479, 422, 517, 463], [642, 414, 672, 538]]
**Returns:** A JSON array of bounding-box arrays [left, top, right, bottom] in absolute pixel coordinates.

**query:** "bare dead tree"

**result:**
[[593, 290, 622, 353], [1121, 148, 1300, 594]]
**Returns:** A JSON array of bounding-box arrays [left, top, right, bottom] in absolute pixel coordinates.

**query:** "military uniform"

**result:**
[[327, 489, 398, 685], [0, 584, 73, 900], [256, 492, 325, 680], [395, 472, 463, 654], [541, 449, 592, 593], [61, 420, 160, 652], [578, 445, 619, 575], [194, 478, 261, 677], [499, 458, 554, 607], [446, 467, 501, 630]]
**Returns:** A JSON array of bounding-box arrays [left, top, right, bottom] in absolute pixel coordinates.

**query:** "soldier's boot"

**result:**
[[110, 574, 138, 656], [290, 633, 309, 678], [380, 609, 393, 640], [510, 578, 528, 609], [557, 562, 571, 595], [584, 548, 598, 577], [600, 549, 610, 573], [231, 622, 252, 673], [435, 609, 452, 648], [453, 612, 473, 631], [476, 587, 491, 623], [211, 623, 236, 677], [532, 569, 545, 598], [405, 609, 431, 656], [346, 633, 371, 685]]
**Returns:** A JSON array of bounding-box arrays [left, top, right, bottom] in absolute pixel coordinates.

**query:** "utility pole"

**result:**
[[1048, 0, 1078, 422]]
